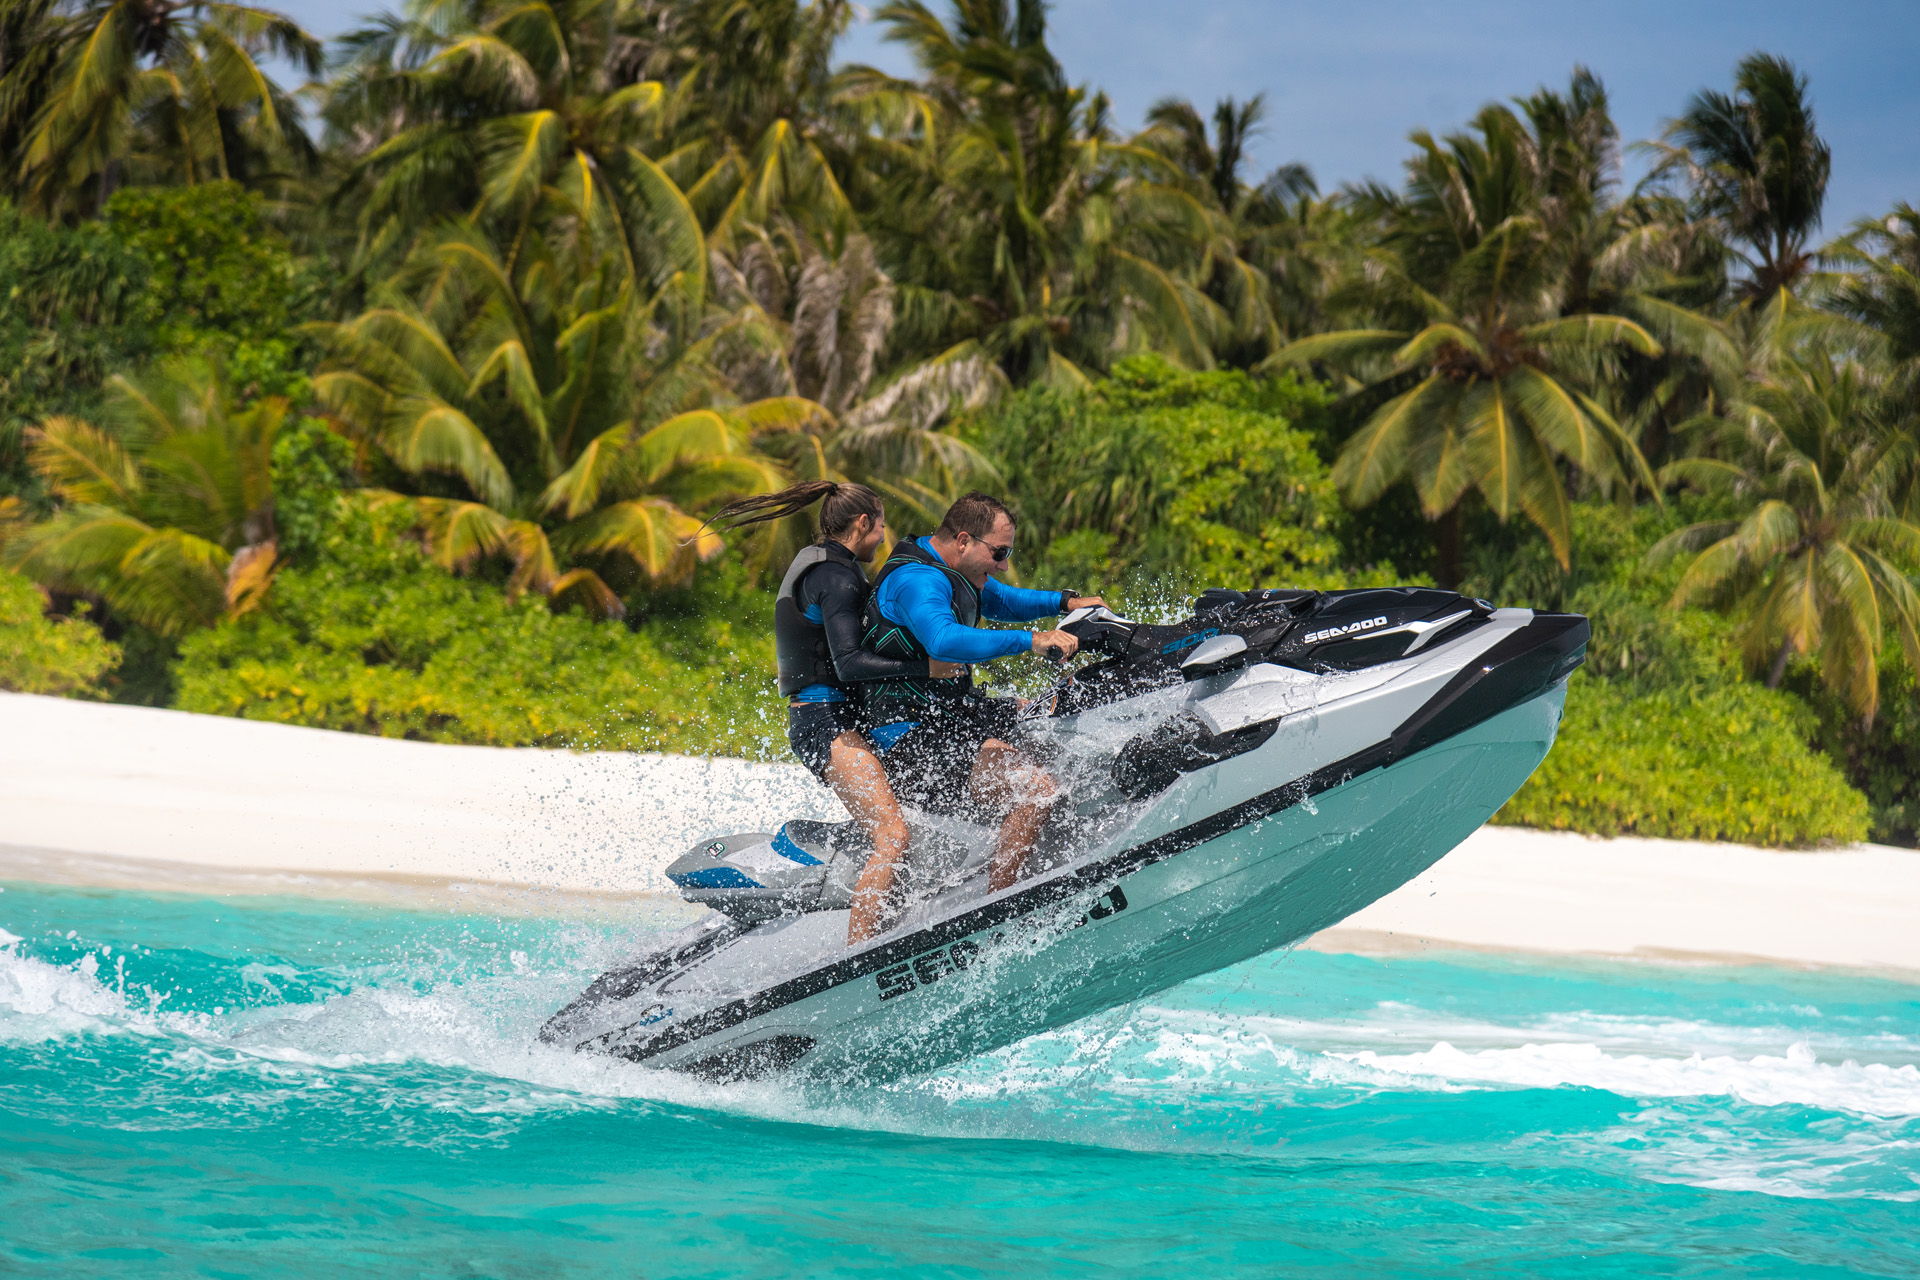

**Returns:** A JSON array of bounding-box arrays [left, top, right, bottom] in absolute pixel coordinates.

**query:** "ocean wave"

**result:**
[[7, 930, 1919, 1206]]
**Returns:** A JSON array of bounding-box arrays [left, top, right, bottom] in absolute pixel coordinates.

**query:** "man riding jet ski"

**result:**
[[541, 578, 1590, 1084], [857, 491, 1102, 897]]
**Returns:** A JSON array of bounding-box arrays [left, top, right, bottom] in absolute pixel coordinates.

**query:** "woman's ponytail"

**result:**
[[706, 480, 883, 542]]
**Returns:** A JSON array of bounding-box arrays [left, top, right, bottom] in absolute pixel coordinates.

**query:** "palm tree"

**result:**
[[1654, 53, 1830, 301], [6, 360, 285, 634], [0, 0, 64, 185], [625, 0, 857, 244], [1, 0, 319, 218], [710, 228, 999, 525], [845, 0, 1221, 385], [1826, 204, 1920, 516], [1652, 339, 1920, 724], [1269, 96, 1658, 581], [322, 0, 675, 269], [308, 216, 815, 609], [1829, 204, 1920, 375], [1514, 68, 1741, 467], [1137, 92, 1329, 362], [1136, 92, 1320, 362]]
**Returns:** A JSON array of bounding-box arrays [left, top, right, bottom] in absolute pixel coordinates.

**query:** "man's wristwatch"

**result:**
[[1058, 590, 1082, 614]]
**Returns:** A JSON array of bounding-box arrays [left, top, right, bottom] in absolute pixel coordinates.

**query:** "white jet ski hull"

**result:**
[[635, 688, 1561, 1081]]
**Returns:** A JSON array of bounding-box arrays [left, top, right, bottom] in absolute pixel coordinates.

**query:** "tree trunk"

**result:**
[[1766, 637, 1793, 689], [1434, 506, 1463, 590]]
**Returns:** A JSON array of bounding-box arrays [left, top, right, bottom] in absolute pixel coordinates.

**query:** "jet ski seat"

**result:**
[[666, 815, 990, 925]]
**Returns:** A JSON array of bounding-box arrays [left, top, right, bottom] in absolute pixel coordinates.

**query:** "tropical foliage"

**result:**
[[1, 4, 1917, 847], [1654, 328, 1920, 723], [0, 0, 320, 219], [173, 500, 780, 754], [0, 561, 119, 695], [7, 360, 287, 635], [1653, 53, 1830, 300], [970, 354, 1354, 596], [1270, 76, 1668, 579], [1497, 670, 1868, 845]]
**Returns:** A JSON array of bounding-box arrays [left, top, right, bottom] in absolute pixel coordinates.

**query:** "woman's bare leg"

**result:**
[[830, 731, 911, 945], [968, 739, 1060, 893]]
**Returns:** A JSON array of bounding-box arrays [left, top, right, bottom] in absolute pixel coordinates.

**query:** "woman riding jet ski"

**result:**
[[541, 567, 1590, 1085], [703, 486, 1095, 944]]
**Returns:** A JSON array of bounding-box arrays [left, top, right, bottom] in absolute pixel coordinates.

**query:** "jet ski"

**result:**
[[540, 586, 1588, 1083]]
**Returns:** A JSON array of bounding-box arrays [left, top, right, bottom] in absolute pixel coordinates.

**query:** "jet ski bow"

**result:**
[[540, 586, 1588, 1082]]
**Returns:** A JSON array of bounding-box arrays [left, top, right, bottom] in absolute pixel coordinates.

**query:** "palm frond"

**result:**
[[1332, 374, 1442, 507]]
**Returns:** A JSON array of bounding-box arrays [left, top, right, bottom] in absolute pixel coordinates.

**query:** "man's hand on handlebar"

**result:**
[[1032, 629, 1079, 660], [1065, 596, 1105, 612]]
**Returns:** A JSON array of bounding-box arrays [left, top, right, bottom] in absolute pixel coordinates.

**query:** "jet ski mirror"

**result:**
[[1180, 633, 1248, 679], [1059, 605, 1133, 628], [1060, 605, 1138, 656]]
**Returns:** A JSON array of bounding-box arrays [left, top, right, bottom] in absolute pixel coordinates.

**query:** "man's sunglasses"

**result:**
[[982, 541, 1014, 563]]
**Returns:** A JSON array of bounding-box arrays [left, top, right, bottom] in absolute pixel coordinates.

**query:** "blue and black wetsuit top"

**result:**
[[774, 541, 930, 703], [859, 536, 1071, 728]]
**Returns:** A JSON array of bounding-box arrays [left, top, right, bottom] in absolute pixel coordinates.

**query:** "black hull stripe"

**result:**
[[610, 614, 1588, 1064]]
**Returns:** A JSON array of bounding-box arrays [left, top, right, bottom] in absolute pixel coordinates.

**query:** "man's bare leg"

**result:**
[[829, 731, 912, 945], [969, 738, 1060, 892]]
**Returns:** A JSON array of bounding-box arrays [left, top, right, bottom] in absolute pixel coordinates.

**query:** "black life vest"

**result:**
[[860, 538, 981, 710], [773, 542, 865, 697]]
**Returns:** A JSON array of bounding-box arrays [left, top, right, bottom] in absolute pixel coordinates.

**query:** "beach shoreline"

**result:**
[[7, 690, 1917, 978]]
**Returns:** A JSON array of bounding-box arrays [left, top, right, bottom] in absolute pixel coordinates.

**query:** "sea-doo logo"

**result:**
[[876, 938, 981, 1000], [874, 886, 1130, 1001], [705, 841, 727, 857], [1303, 615, 1389, 645]]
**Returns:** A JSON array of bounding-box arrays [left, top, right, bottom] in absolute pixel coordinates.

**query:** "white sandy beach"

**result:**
[[3, 689, 1916, 975]]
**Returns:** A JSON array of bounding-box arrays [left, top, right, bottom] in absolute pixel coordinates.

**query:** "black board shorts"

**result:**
[[787, 701, 866, 782], [874, 699, 1022, 815]]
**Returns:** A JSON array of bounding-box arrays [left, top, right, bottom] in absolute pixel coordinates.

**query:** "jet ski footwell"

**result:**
[[543, 695, 1567, 1082]]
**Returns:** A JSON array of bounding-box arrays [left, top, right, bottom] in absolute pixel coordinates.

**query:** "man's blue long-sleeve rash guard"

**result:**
[[870, 536, 1065, 663]]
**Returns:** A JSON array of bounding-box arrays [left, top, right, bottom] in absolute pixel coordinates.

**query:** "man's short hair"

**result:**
[[936, 491, 1015, 540]]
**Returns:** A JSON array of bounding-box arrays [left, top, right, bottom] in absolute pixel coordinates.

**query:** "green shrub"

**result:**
[[172, 503, 784, 758], [3, 187, 325, 505], [0, 566, 119, 696], [1496, 671, 1869, 847], [1465, 500, 1872, 845], [0, 201, 151, 501], [103, 183, 323, 401], [270, 415, 358, 563], [1810, 655, 1920, 846]]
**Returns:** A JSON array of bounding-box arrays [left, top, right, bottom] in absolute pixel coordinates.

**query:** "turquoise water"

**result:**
[[2, 881, 1918, 1277]]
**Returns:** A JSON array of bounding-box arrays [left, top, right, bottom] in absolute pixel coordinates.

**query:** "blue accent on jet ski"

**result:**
[[669, 866, 763, 889], [772, 826, 823, 866], [1160, 627, 1217, 654]]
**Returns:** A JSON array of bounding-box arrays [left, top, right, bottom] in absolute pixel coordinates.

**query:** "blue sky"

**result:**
[[279, 0, 1920, 233]]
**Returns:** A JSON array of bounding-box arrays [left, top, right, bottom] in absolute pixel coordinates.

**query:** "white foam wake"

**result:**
[[0, 946, 192, 1041], [0, 941, 820, 1124], [1339, 1039, 1920, 1118]]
